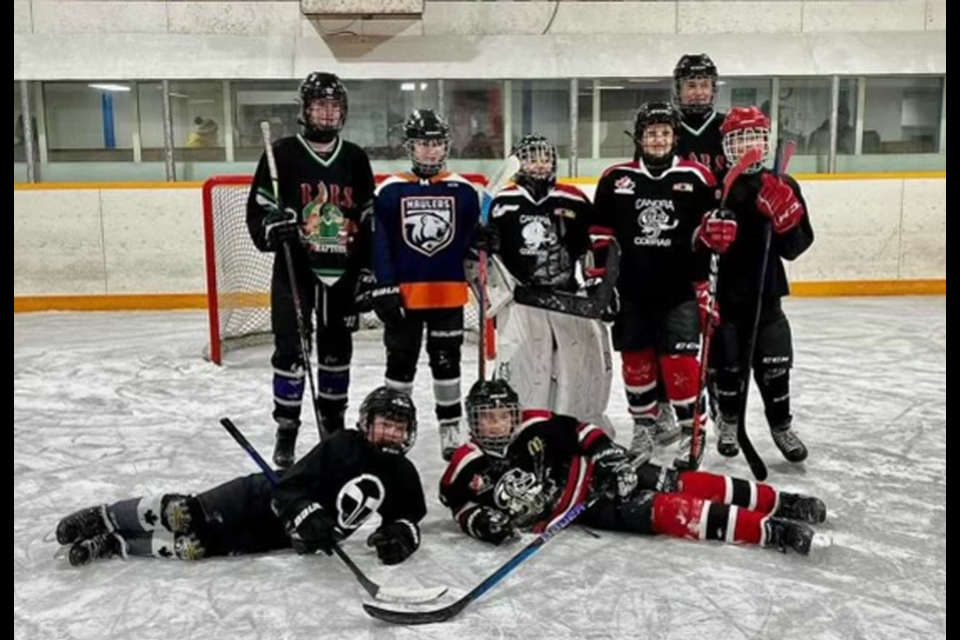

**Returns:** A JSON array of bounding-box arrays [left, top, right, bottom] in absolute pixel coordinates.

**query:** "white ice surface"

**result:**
[[14, 297, 946, 640]]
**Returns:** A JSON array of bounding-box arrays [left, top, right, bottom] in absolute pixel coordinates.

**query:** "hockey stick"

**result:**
[[736, 139, 796, 481], [219, 417, 448, 604], [259, 122, 325, 440], [687, 147, 764, 468], [477, 155, 521, 379], [363, 496, 596, 625]]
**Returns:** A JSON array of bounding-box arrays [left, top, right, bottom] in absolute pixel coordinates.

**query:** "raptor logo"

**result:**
[[402, 195, 456, 256], [336, 473, 385, 532]]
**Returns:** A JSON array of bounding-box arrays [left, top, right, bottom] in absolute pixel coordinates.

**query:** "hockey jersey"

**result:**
[[677, 110, 728, 180], [440, 410, 610, 534], [374, 171, 481, 310], [593, 157, 719, 307], [246, 135, 375, 285], [488, 183, 593, 290]]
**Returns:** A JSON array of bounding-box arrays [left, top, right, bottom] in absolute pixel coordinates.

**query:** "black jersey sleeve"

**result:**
[[380, 457, 428, 525], [246, 151, 278, 253], [772, 174, 814, 261], [348, 145, 377, 272]]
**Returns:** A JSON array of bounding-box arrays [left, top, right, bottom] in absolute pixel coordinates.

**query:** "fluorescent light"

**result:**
[[420, 82, 429, 91], [400, 82, 416, 91], [88, 83, 131, 92]]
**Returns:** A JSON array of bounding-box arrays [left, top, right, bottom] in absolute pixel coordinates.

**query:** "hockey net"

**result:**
[[203, 174, 488, 364]]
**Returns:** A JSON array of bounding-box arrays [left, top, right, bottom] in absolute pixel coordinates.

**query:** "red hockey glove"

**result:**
[[586, 225, 615, 278], [695, 208, 738, 253], [694, 280, 720, 329], [757, 174, 804, 234]]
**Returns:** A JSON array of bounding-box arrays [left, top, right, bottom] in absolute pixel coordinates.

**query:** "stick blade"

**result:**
[[363, 599, 468, 625], [375, 585, 449, 604]]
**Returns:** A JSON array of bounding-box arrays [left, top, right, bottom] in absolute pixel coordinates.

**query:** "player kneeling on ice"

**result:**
[[440, 379, 826, 556], [55, 387, 426, 567]]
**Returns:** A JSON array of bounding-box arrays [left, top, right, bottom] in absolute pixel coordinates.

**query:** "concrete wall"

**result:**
[[13, 176, 946, 298], [14, 1, 946, 80]]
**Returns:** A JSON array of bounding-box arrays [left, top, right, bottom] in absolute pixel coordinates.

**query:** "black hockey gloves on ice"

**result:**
[[465, 506, 518, 546], [592, 442, 639, 499], [370, 285, 406, 325], [285, 502, 341, 555], [366, 520, 420, 565], [264, 204, 301, 249]]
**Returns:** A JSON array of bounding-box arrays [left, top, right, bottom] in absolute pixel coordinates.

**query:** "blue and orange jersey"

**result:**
[[374, 171, 481, 310]]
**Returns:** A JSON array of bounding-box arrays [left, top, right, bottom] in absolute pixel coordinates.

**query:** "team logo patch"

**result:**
[[614, 176, 635, 195], [336, 474, 385, 532], [402, 195, 456, 256], [520, 218, 557, 255], [634, 198, 678, 247], [553, 207, 577, 219], [672, 182, 694, 192]]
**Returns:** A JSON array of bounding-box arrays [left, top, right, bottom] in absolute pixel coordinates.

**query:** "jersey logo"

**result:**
[[520, 218, 558, 255], [634, 198, 678, 247], [491, 203, 520, 219], [336, 473, 385, 532], [401, 195, 456, 257], [614, 176, 635, 195], [303, 196, 350, 256], [672, 182, 693, 192]]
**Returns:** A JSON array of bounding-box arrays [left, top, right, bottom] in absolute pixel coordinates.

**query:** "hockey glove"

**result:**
[[464, 506, 518, 546], [366, 519, 420, 565], [473, 224, 501, 253], [370, 285, 406, 325], [284, 502, 340, 555], [695, 208, 738, 253], [586, 225, 615, 278], [757, 174, 804, 234], [694, 280, 720, 329], [264, 205, 301, 249], [592, 442, 638, 499], [354, 269, 377, 313]]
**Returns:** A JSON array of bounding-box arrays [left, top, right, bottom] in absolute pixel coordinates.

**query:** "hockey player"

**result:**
[[591, 102, 722, 469], [368, 109, 481, 461], [55, 387, 425, 568], [246, 71, 376, 469], [480, 133, 613, 430], [712, 106, 814, 463], [673, 53, 728, 179], [441, 379, 826, 555]]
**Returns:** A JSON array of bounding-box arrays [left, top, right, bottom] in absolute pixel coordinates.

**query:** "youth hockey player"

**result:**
[[368, 109, 481, 461], [55, 387, 425, 568], [480, 133, 613, 430], [591, 102, 723, 469], [712, 106, 814, 463], [246, 72, 376, 469], [440, 379, 826, 555], [673, 53, 728, 179]]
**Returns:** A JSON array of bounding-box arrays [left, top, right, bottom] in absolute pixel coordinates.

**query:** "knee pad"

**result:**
[[754, 315, 794, 382], [317, 339, 351, 404], [272, 335, 306, 372], [385, 350, 419, 384], [427, 345, 461, 381]]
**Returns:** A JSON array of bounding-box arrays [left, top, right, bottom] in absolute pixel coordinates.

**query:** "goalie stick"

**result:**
[[511, 238, 621, 320], [363, 496, 596, 625], [219, 417, 448, 605], [736, 138, 796, 481], [685, 146, 764, 469], [259, 121, 325, 439], [477, 155, 521, 378]]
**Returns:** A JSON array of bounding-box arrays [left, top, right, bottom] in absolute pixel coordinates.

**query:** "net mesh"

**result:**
[[203, 174, 483, 364]]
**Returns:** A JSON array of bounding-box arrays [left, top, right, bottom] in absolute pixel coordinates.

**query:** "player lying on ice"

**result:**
[[54, 387, 426, 567], [440, 379, 826, 555]]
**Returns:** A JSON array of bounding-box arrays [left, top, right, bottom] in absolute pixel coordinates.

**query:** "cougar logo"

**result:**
[[634, 199, 678, 246], [521, 219, 557, 252], [402, 195, 456, 256], [336, 474, 385, 532]]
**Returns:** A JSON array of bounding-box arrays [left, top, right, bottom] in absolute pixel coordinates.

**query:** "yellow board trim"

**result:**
[[13, 280, 944, 313]]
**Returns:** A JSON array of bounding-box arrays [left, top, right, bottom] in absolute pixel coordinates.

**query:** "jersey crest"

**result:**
[[402, 195, 457, 257], [635, 198, 679, 246], [303, 193, 349, 257], [521, 218, 558, 255], [336, 473, 385, 532]]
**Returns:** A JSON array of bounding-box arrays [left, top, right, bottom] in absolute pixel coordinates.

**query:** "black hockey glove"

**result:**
[[592, 442, 638, 499], [264, 204, 301, 249], [370, 285, 406, 325], [354, 268, 377, 313], [465, 506, 519, 546], [366, 519, 420, 565], [284, 502, 340, 555], [473, 224, 501, 253]]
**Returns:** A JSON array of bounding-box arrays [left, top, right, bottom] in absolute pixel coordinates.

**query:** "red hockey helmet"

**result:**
[[721, 106, 771, 173]]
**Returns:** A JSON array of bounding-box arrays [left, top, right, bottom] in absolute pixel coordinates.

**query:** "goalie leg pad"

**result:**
[[493, 304, 554, 410], [550, 314, 613, 423]]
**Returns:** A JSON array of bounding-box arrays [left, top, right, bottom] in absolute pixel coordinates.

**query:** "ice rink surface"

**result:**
[[14, 297, 946, 640]]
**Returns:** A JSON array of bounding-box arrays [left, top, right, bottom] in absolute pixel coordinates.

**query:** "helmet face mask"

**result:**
[[357, 386, 418, 455], [299, 72, 348, 143], [721, 106, 771, 173], [466, 379, 521, 457], [673, 54, 719, 116], [633, 102, 681, 170], [403, 109, 450, 177], [512, 133, 557, 200]]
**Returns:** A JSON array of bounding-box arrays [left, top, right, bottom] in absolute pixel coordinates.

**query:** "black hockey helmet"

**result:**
[[357, 386, 418, 455], [299, 72, 348, 143], [672, 53, 718, 115], [403, 109, 450, 177], [633, 101, 681, 170], [466, 379, 520, 458], [512, 133, 557, 201]]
